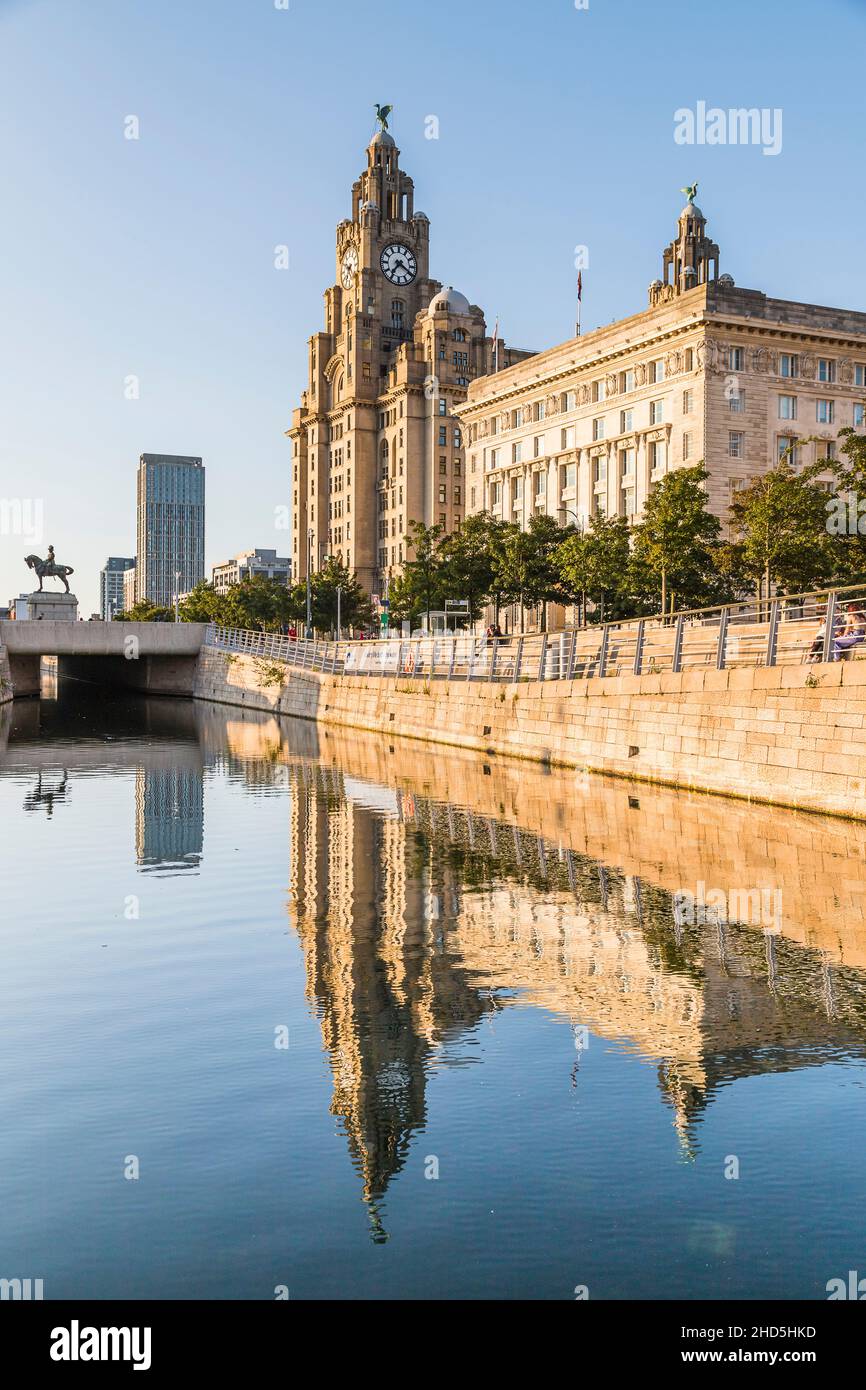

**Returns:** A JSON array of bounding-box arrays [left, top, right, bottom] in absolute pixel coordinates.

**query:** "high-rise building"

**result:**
[[99, 556, 135, 620], [211, 548, 290, 596], [287, 117, 533, 596], [457, 193, 866, 531], [123, 565, 137, 613], [135, 454, 205, 607]]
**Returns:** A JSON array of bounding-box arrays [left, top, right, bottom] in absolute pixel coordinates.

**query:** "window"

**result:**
[[729, 387, 745, 412], [648, 359, 664, 383], [855, 404, 865, 428], [534, 400, 546, 421], [438, 484, 447, 504], [620, 409, 633, 433], [682, 389, 694, 414], [491, 482, 502, 506], [439, 516, 446, 529], [563, 390, 577, 411], [512, 407, 524, 428], [816, 399, 835, 424], [620, 369, 635, 393], [534, 435, 545, 458], [439, 458, 447, 475], [453, 427, 461, 448], [818, 358, 836, 383], [728, 431, 744, 458], [438, 398, 447, 415], [592, 417, 605, 441], [562, 461, 577, 491], [561, 425, 576, 449], [470, 487, 476, 507], [855, 364, 865, 388], [454, 460, 461, 476], [594, 457, 607, 484], [362, 362, 371, 379], [780, 353, 799, 379], [512, 441, 522, 463], [727, 347, 744, 371], [778, 435, 798, 462], [592, 379, 606, 403], [534, 473, 546, 498], [391, 299, 404, 327], [489, 447, 501, 469], [489, 416, 499, 436], [683, 348, 694, 372], [453, 328, 466, 342], [620, 448, 635, 476], [650, 399, 664, 425], [439, 425, 447, 445], [682, 432, 692, 460], [650, 440, 667, 471], [778, 395, 797, 420], [454, 486, 462, 505], [453, 351, 468, 367]]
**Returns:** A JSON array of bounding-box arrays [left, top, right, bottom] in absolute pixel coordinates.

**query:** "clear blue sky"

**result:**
[[1, 0, 864, 613]]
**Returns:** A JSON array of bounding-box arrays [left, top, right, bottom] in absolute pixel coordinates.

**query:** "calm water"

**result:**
[[2, 681, 866, 1300]]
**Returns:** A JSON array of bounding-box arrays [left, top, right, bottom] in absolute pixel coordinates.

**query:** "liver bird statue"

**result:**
[[374, 103, 393, 132], [680, 182, 699, 204]]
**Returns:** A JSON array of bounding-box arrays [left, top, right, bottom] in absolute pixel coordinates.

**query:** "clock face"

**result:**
[[341, 245, 358, 288], [380, 242, 417, 286]]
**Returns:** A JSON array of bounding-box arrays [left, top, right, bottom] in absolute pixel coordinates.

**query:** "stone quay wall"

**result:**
[[193, 644, 866, 820]]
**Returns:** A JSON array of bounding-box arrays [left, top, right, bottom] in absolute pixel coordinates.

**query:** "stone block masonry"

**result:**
[[193, 644, 866, 821]]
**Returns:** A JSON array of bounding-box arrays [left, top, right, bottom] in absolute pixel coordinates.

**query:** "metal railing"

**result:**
[[204, 582, 866, 683]]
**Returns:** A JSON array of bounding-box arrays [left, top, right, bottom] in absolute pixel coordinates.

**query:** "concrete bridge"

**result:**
[[0, 621, 207, 700]]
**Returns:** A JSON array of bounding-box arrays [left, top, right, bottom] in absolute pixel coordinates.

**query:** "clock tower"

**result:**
[[288, 116, 532, 604]]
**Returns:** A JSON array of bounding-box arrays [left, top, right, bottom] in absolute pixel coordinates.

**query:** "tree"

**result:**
[[558, 514, 631, 625], [493, 514, 567, 631], [437, 513, 503, 624], [178, 581, 228, 625], [389, 522, 445, 628], [223, 575, 299, 632], [630, 465, 722, 614], [114, 600, 174, 622], [310, 556, 373, 633], [727, 458, 838, 599]]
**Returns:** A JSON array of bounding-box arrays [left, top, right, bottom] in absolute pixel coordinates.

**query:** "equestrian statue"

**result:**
[[24, 546, 75, 594]]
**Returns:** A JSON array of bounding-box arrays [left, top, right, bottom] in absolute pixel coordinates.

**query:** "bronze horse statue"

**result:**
[[25, 548, 75, 594]]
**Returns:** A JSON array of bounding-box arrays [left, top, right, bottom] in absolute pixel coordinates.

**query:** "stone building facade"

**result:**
[[456, 196, 866, 533], [287, 121, 532, 597]]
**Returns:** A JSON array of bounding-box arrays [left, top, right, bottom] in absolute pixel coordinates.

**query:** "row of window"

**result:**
[[777, 396, 865, 425]]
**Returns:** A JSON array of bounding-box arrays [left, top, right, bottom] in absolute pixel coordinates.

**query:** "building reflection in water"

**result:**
[[134, 764, 203, 874], [277, 721, 866, 1233]]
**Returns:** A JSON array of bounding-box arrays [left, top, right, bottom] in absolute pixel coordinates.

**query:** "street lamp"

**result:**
[[336, 584, 342, 642]]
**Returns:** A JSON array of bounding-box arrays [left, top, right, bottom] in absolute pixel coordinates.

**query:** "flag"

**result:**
[[577, 271, 582, 301], [491, 316, 499, 368]]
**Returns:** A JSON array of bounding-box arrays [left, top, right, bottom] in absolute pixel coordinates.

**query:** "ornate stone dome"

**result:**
[[369, 128, 396, 148], [428, 286, 471, 315]]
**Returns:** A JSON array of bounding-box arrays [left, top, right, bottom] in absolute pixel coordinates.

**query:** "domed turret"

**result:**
[[428, 286, 471, 316]]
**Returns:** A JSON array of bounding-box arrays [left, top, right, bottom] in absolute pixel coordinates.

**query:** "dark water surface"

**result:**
[[2, 683, 866, 1300]]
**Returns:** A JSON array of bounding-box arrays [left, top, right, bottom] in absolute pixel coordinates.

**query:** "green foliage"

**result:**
[[114, 600, 174, 622], [630, 465, 724, 613], [727, 458, 839, 598], [558, 514, 632, 624]]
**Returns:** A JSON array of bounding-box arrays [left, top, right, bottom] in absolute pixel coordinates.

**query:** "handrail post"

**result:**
[[671, 614, 685, 672], [633, 619, 645, 676], [766, 599, 780, 667], [538, 633, 548, 681], [515, 636, 524, 681], [567, 628, 577, 680], [488, 637, 498, 681], [821, 591, 837, 664], [597, 625, 610, 678], [467, 638, 476, 681], [448, 637, 456, 679], [716, 607, 729, 670]]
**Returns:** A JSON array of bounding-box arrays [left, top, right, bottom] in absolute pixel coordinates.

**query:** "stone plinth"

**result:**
[[22, 592, 79, 622]]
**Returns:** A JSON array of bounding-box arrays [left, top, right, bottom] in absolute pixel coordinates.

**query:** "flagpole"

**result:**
[[575, 272, 582, 338]]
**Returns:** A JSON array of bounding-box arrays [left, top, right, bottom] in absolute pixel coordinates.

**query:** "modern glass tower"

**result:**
[[135, 454, 205, 607], [99, 556, 135, 619]]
